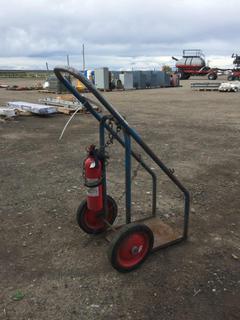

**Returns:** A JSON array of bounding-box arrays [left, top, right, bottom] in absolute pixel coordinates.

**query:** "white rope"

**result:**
[[58, 94, 102, 141], [58, 104, 83, 140]]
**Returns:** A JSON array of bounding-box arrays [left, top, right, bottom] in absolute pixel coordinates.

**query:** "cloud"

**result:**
[[0, 0, 240, 69]]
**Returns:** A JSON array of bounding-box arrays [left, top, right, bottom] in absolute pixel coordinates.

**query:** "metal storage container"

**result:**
[[156, 71, 166, 87], [151, 72, 158, 87], [142, 71, 152, 87], [164, 73, 171, 86], [94, 68, 109, 90], [133, 71, 146, 89], [119, 72, 133, 90]]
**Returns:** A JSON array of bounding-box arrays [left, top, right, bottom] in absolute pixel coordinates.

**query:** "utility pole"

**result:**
[[67, 54, 70, 67]]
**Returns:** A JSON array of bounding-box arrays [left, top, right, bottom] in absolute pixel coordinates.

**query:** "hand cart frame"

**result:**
[[54, 66, 190, 272]]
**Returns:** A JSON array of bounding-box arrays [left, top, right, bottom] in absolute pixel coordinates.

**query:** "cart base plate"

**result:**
[[106, 217, 181, 250], [142, 217, 180, 249]]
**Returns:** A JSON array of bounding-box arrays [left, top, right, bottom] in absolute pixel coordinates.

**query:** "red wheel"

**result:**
[[108, 224, 154, 272], [76, 195, 117, 234]]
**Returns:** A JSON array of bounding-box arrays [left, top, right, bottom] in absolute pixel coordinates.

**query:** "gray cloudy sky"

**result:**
[[0, 0, 240, 70]]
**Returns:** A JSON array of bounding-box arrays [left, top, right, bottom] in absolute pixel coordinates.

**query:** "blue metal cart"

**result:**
[[54, 66, 190, 272]]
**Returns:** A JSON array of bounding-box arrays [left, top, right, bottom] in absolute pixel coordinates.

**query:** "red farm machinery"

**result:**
[[227, 54, 240, 81], [172, 49, 218, 80]]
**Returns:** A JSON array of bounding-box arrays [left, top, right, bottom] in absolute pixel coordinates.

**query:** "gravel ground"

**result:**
[[0, 76, 239, 320]]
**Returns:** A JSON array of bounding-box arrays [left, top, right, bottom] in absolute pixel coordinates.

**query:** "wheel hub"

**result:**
[[131, 245, 143, 255]]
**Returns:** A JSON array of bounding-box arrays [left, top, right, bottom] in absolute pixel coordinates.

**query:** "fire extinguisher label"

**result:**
[[86, 178, 100, 197], [87, 187, 99, 197]]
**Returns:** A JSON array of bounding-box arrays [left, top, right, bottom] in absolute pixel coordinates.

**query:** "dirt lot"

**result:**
[[0, 77, 239, 320]]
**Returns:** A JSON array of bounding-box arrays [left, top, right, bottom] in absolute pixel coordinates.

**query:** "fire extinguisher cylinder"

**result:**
[[84, 154, 103, 212]]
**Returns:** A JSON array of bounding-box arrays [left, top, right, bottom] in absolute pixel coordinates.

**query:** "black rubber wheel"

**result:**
[[108, 223, 154, 272], [208, 73, 217, 80], [76, 195, 117, 234], [228, 75, 235, 81], [179, 71, 190, 80]]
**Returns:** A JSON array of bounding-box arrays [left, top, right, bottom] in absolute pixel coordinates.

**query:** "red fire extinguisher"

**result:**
[[84, 145, 103, 212]]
